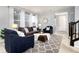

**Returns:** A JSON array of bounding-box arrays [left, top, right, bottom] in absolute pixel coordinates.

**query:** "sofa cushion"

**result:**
[[18, 27, 39, 36], [27, 27, 33, 31]]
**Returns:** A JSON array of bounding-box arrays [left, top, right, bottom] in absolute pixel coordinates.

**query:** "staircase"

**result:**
[[57, 32, 79, 53], [69, 20, 79, 46], [59, 37, 79, 53]]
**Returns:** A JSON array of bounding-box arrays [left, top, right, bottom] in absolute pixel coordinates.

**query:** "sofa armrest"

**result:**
[[6, 34, 34, 40]]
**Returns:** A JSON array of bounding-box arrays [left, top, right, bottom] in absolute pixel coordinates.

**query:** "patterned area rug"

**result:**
[[25, 34, 62, 53]]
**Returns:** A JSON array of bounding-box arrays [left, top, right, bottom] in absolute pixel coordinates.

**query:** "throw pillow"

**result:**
[[12, 29, 25, 37], [46, 27, 50, 30], [24, 28, 29, 33], [16, 30, 25, 37]]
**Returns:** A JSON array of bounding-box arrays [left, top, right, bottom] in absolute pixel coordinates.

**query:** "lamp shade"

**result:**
[[12, 24, 18, 29], [38, 24, 41, 27]]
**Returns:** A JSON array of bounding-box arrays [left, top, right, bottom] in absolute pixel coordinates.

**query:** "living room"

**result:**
[[0, 6, 79, 53]]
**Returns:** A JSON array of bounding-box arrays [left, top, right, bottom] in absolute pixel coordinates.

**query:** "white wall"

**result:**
[[0, 6, 9, 29]]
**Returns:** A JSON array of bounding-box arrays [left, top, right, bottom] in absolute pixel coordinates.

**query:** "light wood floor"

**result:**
[[0, 40, 6, 53], [56, 32, 79, 53]]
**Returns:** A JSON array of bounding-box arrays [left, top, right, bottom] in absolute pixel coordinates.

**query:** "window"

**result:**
[[14, 9, 20, 27], [25, 12, 29, 27]]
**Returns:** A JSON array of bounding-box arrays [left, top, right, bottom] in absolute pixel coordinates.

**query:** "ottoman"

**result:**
[[38, 35, 48, 42]]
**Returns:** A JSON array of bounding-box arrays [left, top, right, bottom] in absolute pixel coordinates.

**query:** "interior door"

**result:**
[[56, 13, 68, 33]]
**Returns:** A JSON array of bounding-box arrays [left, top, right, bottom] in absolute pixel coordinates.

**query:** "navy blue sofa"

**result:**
[[4, 29, 34, 53]]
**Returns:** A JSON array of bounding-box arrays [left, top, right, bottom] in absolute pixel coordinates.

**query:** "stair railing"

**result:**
[[69, 20, 79, 46]]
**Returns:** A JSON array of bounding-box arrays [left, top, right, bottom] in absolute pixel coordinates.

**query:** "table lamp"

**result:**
[[38, 24, 41, 27], [12, 24, 18, 29], [38, 24, 42, 33]]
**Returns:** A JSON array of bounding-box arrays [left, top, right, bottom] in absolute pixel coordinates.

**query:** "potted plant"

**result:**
[[0, 29, 5, 39]]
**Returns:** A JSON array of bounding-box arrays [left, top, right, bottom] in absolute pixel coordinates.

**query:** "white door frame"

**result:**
[[55, 12, 68, 34]]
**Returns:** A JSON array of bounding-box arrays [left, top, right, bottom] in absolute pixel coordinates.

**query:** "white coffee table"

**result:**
[[34, 33, 51, 41]]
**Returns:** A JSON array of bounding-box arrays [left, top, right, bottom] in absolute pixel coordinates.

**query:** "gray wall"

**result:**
[[75, 6, 79, 21], [0, 6, 9, 29], [38, 12, 54, 29], [54, 7, 75, 22], [38, 6, 75, 33], [75, 6, 79, 33]]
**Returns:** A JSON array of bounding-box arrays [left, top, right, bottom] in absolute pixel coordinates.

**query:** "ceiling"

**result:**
[[20, 6, 74, 14]]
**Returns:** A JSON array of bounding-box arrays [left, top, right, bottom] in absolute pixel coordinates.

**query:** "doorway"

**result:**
[[55, 12, 68, 34]]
